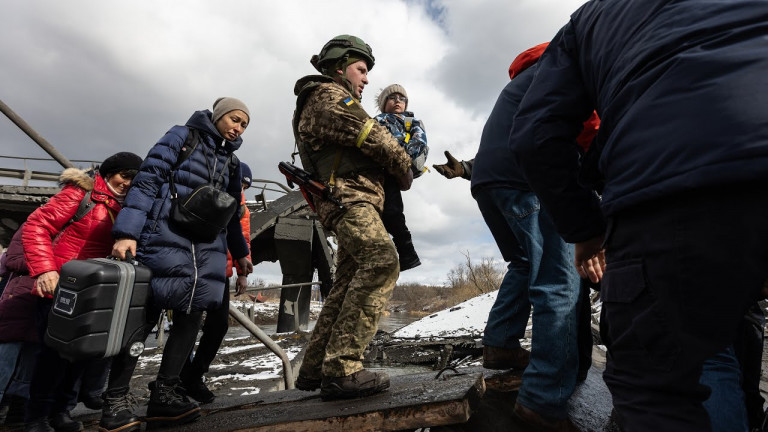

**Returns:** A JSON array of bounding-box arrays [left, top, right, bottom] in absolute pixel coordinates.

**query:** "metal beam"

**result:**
[[0, 168, 60, 182], [0, 98, 74, 169]]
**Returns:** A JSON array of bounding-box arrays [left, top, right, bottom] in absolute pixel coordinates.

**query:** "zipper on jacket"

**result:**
[[187, 242, 198, 314]]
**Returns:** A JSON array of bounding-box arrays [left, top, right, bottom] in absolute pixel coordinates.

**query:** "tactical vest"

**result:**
[[292, 76, 381, 185]]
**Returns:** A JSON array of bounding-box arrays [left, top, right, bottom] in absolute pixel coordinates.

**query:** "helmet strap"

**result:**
[[335, 54, 360, 99]]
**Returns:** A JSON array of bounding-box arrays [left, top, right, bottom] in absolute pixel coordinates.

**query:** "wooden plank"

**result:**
[[161, 371, 485, 432]]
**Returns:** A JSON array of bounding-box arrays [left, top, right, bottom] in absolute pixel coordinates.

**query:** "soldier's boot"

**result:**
[[320, 370, 390, 400], [295, 374, 322, 391], [145, 379, 200, 429], [98, 389, 141, 432]]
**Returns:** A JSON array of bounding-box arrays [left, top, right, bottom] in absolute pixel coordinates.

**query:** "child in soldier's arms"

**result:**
[[374, 84, 428, 271]]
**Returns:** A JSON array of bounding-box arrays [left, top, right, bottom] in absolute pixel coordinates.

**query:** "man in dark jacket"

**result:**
[[509, 1, 768, 430]]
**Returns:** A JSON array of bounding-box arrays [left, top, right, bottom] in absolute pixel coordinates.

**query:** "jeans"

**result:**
[[700, 347, 749, 432], [4, 342, 38, 399], [0, 342, 22, 402], [473, 186, 581, 418]]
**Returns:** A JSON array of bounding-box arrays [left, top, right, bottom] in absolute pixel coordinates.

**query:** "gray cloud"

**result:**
[[0, 0, 587, 285]]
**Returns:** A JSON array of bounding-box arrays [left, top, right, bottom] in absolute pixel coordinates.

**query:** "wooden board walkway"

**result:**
[[164, 371, 485, 432], [44, 362, 614, 432]]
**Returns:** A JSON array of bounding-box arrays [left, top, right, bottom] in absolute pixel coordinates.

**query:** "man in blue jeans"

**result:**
[[509, 1, 768, 430], [435, 43, 591, 431]]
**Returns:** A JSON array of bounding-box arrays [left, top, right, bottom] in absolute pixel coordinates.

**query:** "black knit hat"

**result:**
[[99, 152, 143, 177]]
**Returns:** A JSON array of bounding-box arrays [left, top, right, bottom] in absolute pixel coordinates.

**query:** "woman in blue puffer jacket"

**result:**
[[102, 98, 253, 432]]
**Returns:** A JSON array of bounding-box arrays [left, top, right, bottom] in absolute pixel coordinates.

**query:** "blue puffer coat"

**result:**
[[112, 110, 249, 312], [510, 0, 768, 243]]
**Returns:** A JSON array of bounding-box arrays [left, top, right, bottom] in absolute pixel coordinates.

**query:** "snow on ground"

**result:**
[[392, 291, 499, 339], [136, 296, 511, 396]]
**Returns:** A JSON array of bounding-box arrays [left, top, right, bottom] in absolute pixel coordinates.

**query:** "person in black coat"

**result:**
[[509, 1, 768, 430]]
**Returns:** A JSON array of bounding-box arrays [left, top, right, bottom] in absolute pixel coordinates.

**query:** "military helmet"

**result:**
[[311, 35, 375, 74]]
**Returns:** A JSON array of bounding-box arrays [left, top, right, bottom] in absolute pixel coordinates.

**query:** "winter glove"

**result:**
[[433, 151, 465, 179]]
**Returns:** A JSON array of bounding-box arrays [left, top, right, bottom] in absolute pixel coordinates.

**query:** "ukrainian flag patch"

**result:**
[[344, 97, 354, 106]]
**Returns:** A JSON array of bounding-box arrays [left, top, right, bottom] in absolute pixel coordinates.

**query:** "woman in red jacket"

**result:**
[[21, 152, 142, 432]]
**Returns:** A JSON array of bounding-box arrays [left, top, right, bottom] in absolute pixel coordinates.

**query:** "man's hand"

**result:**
[[236, 257, 253, 276], [397, 169, 414, 191], [433, 151, 465, 179], [34, 270, 59, 297], [112, 238, 137, 261], [235, 275, 248, 296], [575, 235, 606, 283]]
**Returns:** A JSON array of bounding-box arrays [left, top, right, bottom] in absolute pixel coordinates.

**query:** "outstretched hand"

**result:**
[[433, 151, 465, 179]]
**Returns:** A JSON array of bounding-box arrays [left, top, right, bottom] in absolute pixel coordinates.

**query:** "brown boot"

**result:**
[[482, 345, 530, 370], [320, 370, 390, 400], [513, 402, 580, 432]]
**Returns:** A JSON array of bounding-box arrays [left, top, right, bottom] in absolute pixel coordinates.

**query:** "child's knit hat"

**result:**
[[377, 84, 408, 112]]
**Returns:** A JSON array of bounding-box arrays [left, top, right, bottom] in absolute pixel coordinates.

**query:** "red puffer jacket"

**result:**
[[22, 168, 123, 296]]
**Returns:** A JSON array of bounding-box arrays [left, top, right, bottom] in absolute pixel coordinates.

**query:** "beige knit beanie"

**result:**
[[377, 84, 408, 112], [212, 97, 250, 123]]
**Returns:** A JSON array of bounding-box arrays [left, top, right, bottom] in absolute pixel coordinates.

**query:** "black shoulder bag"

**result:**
[[169, 130, 238, 243]]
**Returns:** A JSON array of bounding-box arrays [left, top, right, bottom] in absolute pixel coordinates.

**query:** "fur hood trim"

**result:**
[[58, 168, 95, 191]]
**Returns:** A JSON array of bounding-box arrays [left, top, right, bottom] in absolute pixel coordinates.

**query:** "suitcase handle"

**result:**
[[107, 251, 138, 266]]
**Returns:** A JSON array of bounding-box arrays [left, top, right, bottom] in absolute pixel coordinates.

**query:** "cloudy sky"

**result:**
[[0, 0, 588, 286]]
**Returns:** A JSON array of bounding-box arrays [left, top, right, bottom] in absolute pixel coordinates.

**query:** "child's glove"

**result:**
[[433, 151, 465, 179]]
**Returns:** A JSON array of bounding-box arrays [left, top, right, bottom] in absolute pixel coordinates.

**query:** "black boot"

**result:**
[[49, 411, 83, 432], [98, 390, 141, 432], [2, 395, 26, 426], [145, 379, 201, 428], [23, 417, 55, 432], [396, 239, 421, 271], [180, 374, 215, 404]]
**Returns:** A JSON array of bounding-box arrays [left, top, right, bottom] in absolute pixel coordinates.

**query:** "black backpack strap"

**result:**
[[61, 190, 94, 232], [175, 128, 200, 170], [72, 190, 94, 222], [170, 128, 200, 198]]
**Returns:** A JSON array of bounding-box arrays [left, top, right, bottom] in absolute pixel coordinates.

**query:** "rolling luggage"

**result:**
[[45, 256, 151, 362]]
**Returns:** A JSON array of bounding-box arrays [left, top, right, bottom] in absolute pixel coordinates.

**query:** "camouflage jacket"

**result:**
[[374, 111, 428, 177], [293, 76, 411, 218]]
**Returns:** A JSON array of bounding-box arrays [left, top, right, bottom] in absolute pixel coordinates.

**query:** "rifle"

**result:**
[[278, 162, 343, 211]]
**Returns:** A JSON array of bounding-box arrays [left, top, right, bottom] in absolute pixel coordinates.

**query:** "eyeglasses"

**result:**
[[387, 94, 408, 104]]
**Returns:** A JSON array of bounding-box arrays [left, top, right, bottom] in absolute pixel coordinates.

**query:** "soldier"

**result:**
[[291, 35, 413, 400]]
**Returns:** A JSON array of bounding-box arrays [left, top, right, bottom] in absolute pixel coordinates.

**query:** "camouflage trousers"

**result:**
[[298, 202, 399, 378]]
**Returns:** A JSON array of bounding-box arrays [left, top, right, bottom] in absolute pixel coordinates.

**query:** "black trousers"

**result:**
[[382, 175, 412, 247], [25, 299, 86, 420], [600, 183, 768, 431], [181, 281, 231, 380], [106, 306, 203, 393]]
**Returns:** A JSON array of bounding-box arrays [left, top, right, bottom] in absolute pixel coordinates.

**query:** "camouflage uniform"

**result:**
[[294, 76, 411, 378]]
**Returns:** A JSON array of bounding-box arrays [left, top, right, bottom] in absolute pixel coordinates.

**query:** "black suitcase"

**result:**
[[45, 257, 151, 362]]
